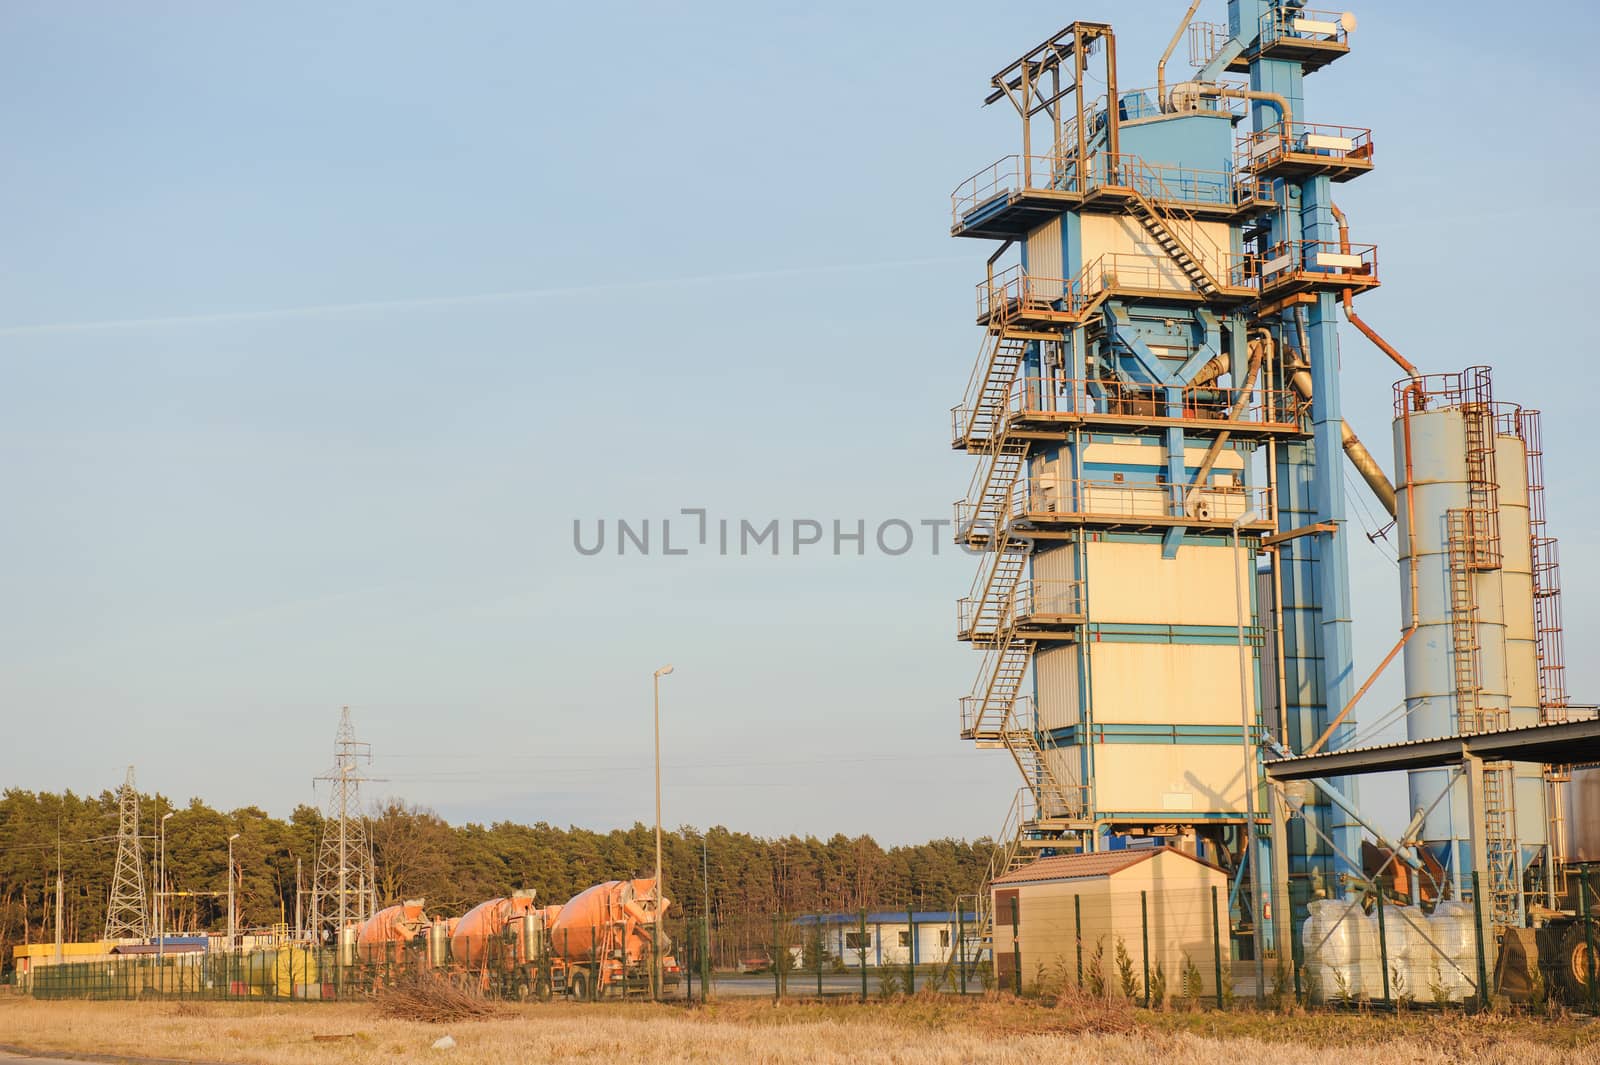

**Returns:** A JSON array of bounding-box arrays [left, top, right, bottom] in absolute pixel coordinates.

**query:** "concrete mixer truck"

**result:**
[[352, 899, 431, 986], [447, 889, 565, 1000], [546, 878, 681, 1000]]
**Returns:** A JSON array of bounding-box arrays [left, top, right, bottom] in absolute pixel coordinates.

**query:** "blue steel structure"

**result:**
[[951, 4, 1376, 954]]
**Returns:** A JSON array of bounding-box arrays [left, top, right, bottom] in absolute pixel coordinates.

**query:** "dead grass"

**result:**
[[0, 995, 1593, 1065]]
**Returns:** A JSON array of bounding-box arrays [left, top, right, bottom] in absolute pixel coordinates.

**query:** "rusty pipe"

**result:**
[[1189, 330, 1270, 493], [1331, 204, 1420, 380], [1307, 382, 1424, 755], [1158, 1, 1205, 112]]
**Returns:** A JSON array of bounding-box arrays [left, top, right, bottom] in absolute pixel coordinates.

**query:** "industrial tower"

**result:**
[[951, 1, 1590, 973], [310, 706, 378, 940], [103, 766, 149, 941], [950, 6, 1377, 954]]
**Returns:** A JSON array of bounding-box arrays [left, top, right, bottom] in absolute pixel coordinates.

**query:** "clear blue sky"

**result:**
[[2, 2, 1596, 844]]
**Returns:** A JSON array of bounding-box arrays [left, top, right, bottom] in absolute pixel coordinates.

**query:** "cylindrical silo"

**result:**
[[1493, 424, 1549, 851], [1393, 374, 1509, 878]]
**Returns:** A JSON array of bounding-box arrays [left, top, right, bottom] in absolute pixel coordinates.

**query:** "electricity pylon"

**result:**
[[309, 707, 378, 942], [104, 766, 150, 941]]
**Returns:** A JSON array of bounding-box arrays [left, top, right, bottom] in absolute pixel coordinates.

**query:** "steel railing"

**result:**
[[1240, 122, 1373, 169], [957, 477, 1272, 530], [953, 147, 1276, 228], [1080, 250, 1258, 297], [1258, 7, 1350, 50], [950, 154, 1069, 227], [999, 375, 1303, 428], [1259, 240, 1378, 290], [957, 578, 1086, 637]]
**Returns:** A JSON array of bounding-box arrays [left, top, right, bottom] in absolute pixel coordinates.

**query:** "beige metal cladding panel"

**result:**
[[1034, 645, 1082, 731], [1080, 441, 1243, 472], [1080, 215, 1232, 287], [1026, 217, 1063, 281], [1089, 643, 1245, 725], [1085, 540, 1243, 626], [1031, 545, 1076, 584], [1093, 744, 1249, 813]]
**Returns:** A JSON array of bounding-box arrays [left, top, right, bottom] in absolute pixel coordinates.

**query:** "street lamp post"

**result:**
[[227, 833, 241, 949], [1231, 510, 1266, 1002], [158, 811, 174, 963], [653, 664, 674, 1000]]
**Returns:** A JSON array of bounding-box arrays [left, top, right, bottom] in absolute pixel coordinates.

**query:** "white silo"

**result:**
[[1392, 367, 1551, 882]]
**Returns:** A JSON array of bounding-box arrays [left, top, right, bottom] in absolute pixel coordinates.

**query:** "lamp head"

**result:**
[[655, 664, 675, 677], [229, 833, 241, 842]]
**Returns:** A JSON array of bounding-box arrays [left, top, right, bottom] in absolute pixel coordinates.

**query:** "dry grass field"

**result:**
[[1, 995, 1595, 1065]]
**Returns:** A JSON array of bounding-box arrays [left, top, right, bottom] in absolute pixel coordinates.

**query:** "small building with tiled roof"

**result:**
[[991, 846, 1228, 999]]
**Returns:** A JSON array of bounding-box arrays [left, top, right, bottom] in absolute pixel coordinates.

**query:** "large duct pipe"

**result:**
[[1196, 84, 1292, 133], [1283, 353, 1397, 517], [1157, 1, 1204, 112]]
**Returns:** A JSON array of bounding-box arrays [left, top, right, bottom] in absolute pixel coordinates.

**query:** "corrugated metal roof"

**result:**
[[992, 846, 1219, 886]]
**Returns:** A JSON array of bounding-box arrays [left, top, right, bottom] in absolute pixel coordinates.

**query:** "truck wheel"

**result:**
[[569, 971, 590, 1002], [536, 977, 553, 1003], [1558, 923, 1594, 1004]]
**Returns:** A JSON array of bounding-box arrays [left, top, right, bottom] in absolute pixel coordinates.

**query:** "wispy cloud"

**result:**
[[0, 255, 965, 338]]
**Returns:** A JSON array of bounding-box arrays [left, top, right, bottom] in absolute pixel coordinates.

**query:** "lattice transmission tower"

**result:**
[[104, 766, 149, 940], [309, 706, 378, 941]]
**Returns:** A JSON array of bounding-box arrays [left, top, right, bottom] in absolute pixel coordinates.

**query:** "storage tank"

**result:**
[[1393, 368, 1536, 879]]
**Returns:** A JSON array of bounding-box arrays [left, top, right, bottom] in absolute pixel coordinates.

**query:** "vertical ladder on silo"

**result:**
[[1445, 508, 1486, 736], [1460, 401, 1502, 571], [1481, 762, 1522, 927], [1520, 408, 1570, 724]]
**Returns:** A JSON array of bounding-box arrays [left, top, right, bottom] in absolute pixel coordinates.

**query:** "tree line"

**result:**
[[0, 788, 992, 973]]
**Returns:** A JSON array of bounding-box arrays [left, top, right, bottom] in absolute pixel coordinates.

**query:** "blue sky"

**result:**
[[1, 2, 1596, 844]]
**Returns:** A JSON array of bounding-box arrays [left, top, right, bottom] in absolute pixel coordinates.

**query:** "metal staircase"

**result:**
[[1124, 188, 1225, 297], [957, 329, 1031, 448]]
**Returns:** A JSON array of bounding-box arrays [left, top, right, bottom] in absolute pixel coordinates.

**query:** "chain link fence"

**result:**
[[13, 877, 1597, 1011]]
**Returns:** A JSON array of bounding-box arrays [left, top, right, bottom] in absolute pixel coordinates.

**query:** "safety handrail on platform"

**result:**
[[976, 265, 1084, 324], [950, 155, 1066, 226], [1258, 7, 1350, 50], [958, 578, 1086, 637], [1258, 240, 1377, 289], [1241, 122, 1373, 168], [1001, 375, 1303, 429], [957, 477, 1273, 532], [953, 148, 1277, 228], [1081, 251, 1257, 298]]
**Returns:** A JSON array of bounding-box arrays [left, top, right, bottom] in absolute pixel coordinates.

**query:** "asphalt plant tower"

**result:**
[[950, 4, 1377, 952]]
